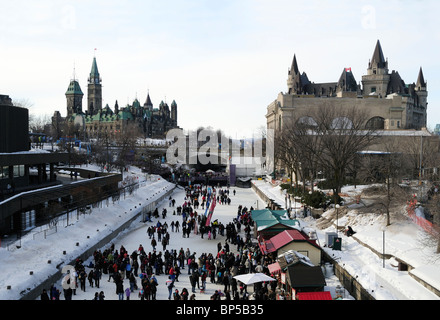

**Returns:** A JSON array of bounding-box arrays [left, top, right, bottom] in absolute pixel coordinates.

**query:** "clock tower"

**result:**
[[87, 56, 102, 115]]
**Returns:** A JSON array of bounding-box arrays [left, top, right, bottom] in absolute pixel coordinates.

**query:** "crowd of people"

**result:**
[[42, 184, 280, 301]]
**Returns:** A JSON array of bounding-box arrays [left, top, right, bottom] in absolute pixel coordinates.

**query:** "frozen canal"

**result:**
[[53, 186, 266, 300]]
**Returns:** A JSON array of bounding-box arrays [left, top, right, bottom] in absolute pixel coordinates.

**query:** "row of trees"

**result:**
[[29, 112, 158, 175], [275, 106, 378, 195], [274, 105, 440, 226]]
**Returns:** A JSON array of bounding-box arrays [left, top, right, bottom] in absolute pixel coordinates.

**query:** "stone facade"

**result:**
[[54, 56, 178, 140], [87, 57, 102, 116], [265, 40, 439, 181], [267, 40, 428, 132], [83, 96, 178, 139]]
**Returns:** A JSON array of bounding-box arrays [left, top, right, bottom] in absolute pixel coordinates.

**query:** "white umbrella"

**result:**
[[233, 273, 276, 285], [206, 169, 215, 173]]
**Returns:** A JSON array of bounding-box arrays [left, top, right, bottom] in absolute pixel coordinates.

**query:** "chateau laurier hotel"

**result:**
[[266, 40, 439, 178], [267, 40, 428, 132]]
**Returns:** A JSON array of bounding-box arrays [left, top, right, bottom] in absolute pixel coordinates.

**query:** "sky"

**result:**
[[0, 0, 439, 138]]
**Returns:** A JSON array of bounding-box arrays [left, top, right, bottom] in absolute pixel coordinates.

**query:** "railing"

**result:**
[[0, 179, 139, 250], [406, 199, 440, 238], [32, 225, 57, 241]]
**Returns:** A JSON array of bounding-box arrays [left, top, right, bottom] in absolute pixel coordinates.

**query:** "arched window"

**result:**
[[331, 117, 353, 129], [297, 116, 318, 128], [365, 116, 385, 130]]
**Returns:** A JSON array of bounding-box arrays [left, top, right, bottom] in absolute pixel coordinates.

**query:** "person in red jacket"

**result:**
[[169, 266, 175, 281]]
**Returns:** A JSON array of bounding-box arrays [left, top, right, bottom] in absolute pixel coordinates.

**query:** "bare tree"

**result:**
[[274, 128, 301, 186], [29, 114, 51, 133], [96, 128, 113, 172], [373, 141, 411, 225], [290, 113, 325, 193], [114, 122, 142, 173], [423, 192, 440, 254], [400, 135, 440, 180], [309, 105, 378, 195], [274, 104, 378, 196], [13, 98, 33, 109]]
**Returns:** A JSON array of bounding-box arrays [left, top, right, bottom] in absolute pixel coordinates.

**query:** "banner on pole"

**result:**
[[205, 197, 217, 226]]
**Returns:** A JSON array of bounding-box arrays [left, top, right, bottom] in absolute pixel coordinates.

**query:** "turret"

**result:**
[[416, 67, 427, 91], [65, 79, 83, 116], [171, 100, 177, 124], [114, 100, 119, 114], [362, 40, 390, 97], [88, 57, 101, 85], [368, 39, 388, 74], [144, 93, 153, 112], [415, 67, 428, 117], [287, 54, 302, 94]]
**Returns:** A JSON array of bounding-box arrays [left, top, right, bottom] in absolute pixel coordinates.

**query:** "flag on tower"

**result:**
[[345, 67, 352, 72]]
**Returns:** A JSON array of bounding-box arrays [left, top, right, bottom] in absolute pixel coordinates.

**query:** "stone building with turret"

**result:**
[[266, 40, 438, 181], [53, 55, 179, 140], [267, 40, 428, 132]]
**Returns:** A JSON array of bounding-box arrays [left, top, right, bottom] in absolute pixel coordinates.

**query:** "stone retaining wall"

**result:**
[[251, 182, 283, 210]]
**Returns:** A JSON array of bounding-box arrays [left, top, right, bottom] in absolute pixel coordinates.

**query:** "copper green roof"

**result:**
[[133, 99, 141, 108], [90, 57, 100, 78], [84, 110, 120, 122], [251, 209, 300, 231], [118, 110, 134, 120], [91, 113, 102, 121], [102, 104, 113, 115], [65, 80, 83, 95]]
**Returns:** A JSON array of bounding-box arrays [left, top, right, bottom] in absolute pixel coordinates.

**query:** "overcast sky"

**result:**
[[0, 0, 439, 138]]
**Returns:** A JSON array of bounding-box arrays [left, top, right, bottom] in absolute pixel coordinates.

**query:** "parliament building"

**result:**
[[53, 56, 178, 140]]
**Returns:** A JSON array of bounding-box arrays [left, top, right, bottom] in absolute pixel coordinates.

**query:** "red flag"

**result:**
[[345, 67, 351, 72]]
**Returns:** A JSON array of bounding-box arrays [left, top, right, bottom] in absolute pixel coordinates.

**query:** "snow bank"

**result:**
[[0, 173, 175, 300]]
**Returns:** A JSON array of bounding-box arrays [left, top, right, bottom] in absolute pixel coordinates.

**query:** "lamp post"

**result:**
[[382, 226, 386, 268], [335, 204, 340, 235]]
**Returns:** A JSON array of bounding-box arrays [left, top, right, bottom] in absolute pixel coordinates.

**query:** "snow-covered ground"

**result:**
[[0, 167, 174, 300], [1, 166, 439, 300], [46, 185, 281, 301], [0, 167, 345, 301], [253, 179, 440, 300]]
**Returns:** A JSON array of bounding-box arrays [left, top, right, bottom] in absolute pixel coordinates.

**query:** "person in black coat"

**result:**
[[40, 289, 49, 300], [345, 226, 356, 237], [64, 287, 73, 300], [189, 273, 196, 293], [116, 280, 124, 300], [149, 277, 158, 300]]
